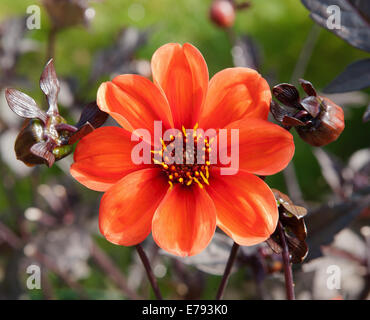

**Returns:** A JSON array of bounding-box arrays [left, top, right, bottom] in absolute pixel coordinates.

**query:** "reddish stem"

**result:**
[[278, 221, 295, 300], [136, 244, 163, 300], [216, 241, 240, 299]]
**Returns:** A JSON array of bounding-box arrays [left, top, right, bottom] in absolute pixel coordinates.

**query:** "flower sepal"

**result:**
[[266, 189, 308, 264]]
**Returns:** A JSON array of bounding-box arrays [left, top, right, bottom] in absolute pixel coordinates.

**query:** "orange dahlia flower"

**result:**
[[70, 43, 295, 257]]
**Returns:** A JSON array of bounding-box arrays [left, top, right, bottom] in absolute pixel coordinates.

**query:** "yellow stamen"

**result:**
[[200, 171, 209, 185], [205, 166, 209, 179], [193, 177, 203, 189], [168, 181, 173, 189], [182, 125, 187, 137], [160, 138, 167, 150], [186, 179, 193, 186]]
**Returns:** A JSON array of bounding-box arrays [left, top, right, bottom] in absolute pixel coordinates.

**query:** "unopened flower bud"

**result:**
[[296, 96, 345, 147], [5, 59, 108, 167], [271, 79, 345, 147], [210, 0, 235, 28]]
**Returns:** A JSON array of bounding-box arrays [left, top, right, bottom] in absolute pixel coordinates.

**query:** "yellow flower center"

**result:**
[[153, 124, 212, 189]]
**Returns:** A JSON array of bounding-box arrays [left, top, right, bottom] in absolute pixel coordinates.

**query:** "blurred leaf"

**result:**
[[90, 27, 148, 81], [363, 104, 370, 122], [348, 148, 370, 191], [166, 233, 236, 276], [231, 35, 261, 70], [305, 190, 370, 261], [324, 59, 370, 93], [313, 148, 345, 196], [0, 17, 27, 73], [301, 0, 370, 52]]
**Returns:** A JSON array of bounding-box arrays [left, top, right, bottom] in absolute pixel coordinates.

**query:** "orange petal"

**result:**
[[99, 168, 168, 246], [70, 126, 152, 192], [152, 185, 216, 256], [221, 118, 295, 176], [97, 74, 173, 135], [207, 169, 278, 246], [198, 68, 271, 129], [151, 43, 209, 129]]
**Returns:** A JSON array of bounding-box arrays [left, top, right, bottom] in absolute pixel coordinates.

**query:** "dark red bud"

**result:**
[[210, 0, 235, 28], [14, 115, 74, 167], [42, 0, 88, 29], [296, 97, 345, 147]]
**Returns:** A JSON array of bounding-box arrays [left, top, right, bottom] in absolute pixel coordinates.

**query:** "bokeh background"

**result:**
[[0, 0, 369, 300]]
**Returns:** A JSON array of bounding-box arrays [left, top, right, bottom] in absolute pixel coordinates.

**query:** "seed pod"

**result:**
[[296, 97, 345, 147], [210, 0, 235, 28], [271, 79, 345, 147]]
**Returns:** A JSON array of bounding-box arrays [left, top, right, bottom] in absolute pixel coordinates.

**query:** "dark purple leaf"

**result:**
[[40, 59, 60, 113], [75, 102, 108, 129], [300, 96, 321, 117], [272, 83, 300, 107], [90, 27, 148, 81], [313, 148, 345, 196], [324, 59, 370, 93], [363, 104, 370, 122], [299, 78, 317, 96], [306, 192, 370, 261], [5, 88, 47, 123], [30, 140, 55, 167], [301, 0, 370, 52]]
